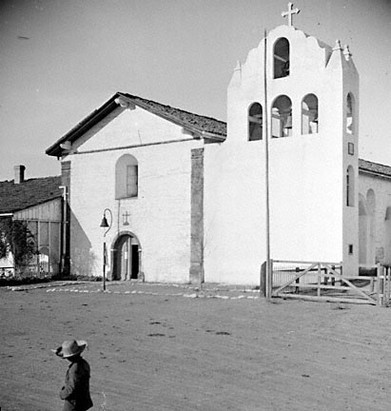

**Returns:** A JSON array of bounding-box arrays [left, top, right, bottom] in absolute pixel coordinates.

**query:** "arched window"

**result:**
[[346, 93, 355, 134], [248, 103, 263, 141], [274, 38, 290, 79], [346, 166, 354, 207], [271, 95, 292, 138], [302, 94, 318, 134], [116, 154, 138, 199]]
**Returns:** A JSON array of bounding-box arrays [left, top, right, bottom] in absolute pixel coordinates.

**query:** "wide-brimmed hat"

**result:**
[[52, 339, 87, 359]]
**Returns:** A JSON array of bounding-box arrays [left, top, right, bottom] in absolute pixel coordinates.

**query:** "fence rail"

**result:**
[[377, 265, 391, 306], [261, 260, 391, 306], [0, 262, 55, 280]]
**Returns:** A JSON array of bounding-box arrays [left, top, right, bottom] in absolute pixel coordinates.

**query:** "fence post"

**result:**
[[265, 259, 273, 300], [260, 261, 266, 297], [331, 265, 336, 286], [377, 263, 384, 306], [317, 263, 321, 297]]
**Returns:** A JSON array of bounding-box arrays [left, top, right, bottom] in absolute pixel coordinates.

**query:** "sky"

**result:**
[[0, 0, 390, 181]]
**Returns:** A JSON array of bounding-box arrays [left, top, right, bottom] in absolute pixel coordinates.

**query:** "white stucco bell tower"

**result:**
[[204, 3, 359, 284]]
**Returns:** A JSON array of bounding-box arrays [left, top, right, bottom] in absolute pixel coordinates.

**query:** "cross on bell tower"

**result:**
[[281, 2, 300, 27]]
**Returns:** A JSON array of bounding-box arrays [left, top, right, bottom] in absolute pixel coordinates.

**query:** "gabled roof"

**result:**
[[46, 92, 227, 158], [359, 159, 391, 179], [0, 176, 62, 214]]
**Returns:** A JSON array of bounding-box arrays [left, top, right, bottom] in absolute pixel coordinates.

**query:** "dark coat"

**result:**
[[60, 356, 93, 411]]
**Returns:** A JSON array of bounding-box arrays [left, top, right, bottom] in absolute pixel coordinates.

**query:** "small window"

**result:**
[[348, 142, 354, 155], [272, 95, 292, 138], [346, 166, 354, 207], [126, 165, 138, 197], [116, 154, 138, 199], [348, 244, 354, 255], [301, 94, 318, 134], [274, 38, 290, 79], [346, 93, 355, 134], [248, 103, 263, 141]]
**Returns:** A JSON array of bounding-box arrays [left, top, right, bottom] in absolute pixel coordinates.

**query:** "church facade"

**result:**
[[46, 12, 391, 285]]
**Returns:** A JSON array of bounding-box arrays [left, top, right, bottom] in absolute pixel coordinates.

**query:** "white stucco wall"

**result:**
[[359, 173, 391, 266], [67, 105, 203, 282], [204, 141, 266, 284], [342, 61, 360, 275], [204, 25, 359, 284]]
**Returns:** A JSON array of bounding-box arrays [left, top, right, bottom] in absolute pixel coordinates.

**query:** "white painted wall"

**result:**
[[204, 25, 359, 284], [204, 141, 266, 284], [67, 105, 203, 282]]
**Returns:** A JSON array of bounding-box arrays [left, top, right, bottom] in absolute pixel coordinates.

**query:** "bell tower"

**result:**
[[205, 3, 360, 283]]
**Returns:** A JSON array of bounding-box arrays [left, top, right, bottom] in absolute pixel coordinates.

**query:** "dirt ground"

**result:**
[[1, 281, 391, 411]]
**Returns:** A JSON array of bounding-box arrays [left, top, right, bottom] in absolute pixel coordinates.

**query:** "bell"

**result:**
[[100, 215, 109, 228], [284, 114, 292, 129]]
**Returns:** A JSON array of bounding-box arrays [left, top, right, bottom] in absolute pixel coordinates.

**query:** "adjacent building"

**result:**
[[0, 166, 63, 277]]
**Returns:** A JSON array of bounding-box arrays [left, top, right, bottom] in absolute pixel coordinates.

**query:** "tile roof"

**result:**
[[359, 159, 391, 179], [0, 176, 62, 214], [46, 92, 227, 158], [119, 93, 227, 137]]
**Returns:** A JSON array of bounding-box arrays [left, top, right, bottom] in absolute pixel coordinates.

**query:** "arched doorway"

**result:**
[[112, 232, 141, 281]]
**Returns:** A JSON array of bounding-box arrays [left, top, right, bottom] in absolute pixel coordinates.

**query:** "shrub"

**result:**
[[0, 218, 37, 275]]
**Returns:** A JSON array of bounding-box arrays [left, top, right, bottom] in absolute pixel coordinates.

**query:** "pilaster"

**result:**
[[189, 148, 204, 284]]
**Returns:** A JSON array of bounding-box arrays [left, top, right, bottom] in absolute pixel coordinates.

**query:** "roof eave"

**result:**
[[359, 158, 391, 180], [46, 94, 121, 158], [359, 168, 391, 180], [47, 92, 227, 158]]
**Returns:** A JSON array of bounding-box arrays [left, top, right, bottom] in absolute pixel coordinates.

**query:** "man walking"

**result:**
[[53, 339, 93, 411]]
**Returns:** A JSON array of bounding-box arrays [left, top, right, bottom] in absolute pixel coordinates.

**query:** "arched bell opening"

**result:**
[[301, 93, 318, 135], [273, 37, 290, 79], [271, 95, 292, 138]]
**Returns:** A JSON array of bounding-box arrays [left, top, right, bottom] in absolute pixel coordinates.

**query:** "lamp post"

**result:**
[[100, 208, 112, 291]]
